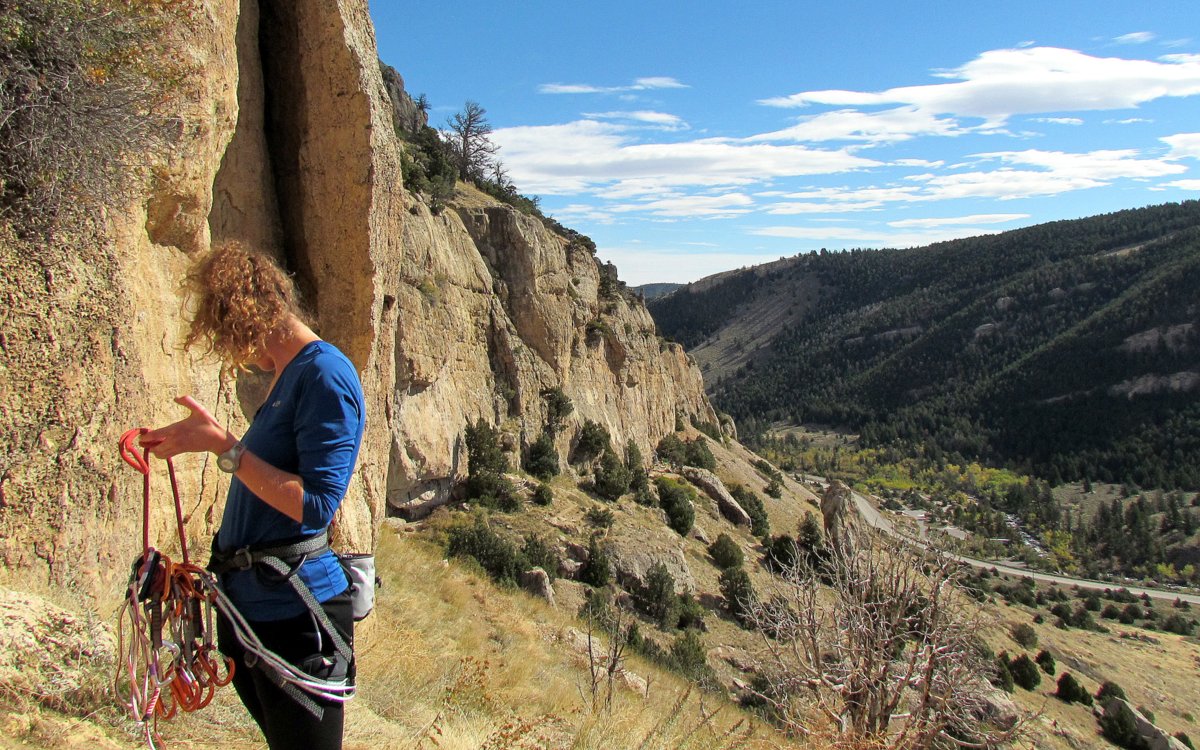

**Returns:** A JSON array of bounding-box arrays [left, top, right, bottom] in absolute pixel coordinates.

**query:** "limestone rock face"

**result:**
[[679, 467, 751, 526], [0, 0, 717, 603]]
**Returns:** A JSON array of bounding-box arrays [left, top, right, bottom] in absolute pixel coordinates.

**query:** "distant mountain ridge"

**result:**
[[633, 282, 683, 300], [648, 201, 1200, 488]]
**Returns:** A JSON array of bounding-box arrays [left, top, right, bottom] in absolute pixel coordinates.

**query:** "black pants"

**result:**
[[216, 590, 355, 750]]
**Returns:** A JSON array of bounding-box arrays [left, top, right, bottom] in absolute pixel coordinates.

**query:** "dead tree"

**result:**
[[744, 531, 1025, 748], [445, 100, 498, 182]]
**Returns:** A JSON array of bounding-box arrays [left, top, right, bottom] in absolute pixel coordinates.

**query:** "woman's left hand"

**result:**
[[140, 396, 234, 459]]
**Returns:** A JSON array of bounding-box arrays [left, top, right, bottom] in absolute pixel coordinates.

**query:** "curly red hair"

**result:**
[[184, 243, 305, 370]]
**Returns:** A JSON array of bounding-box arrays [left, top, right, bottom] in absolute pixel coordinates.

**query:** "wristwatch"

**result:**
[[217, 441, 246, 473]]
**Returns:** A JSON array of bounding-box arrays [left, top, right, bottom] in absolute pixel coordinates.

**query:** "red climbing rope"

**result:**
[[114, 429, 234, 749]]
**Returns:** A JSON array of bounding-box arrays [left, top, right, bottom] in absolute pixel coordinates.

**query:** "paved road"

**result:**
[[849, 491, 1200, 606]]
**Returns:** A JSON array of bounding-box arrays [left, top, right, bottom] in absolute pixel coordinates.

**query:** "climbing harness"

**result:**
[[113, 428, 357, 748]]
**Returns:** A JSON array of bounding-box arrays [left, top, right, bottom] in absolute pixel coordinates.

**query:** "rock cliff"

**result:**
[[0, 0, 715, 602]]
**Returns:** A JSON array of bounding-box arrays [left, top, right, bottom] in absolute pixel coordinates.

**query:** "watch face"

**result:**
[[218, 454, 236, 472]]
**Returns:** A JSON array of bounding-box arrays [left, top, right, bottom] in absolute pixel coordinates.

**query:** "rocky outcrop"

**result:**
[[0, 0, 716, 602], [679, 467, 751, 526], [821, 480, 859, 550], [379, 62, 427, 137], [1102, 699, 1189, 750]]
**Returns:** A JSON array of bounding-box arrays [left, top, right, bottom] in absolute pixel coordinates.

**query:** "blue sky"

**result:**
[[370, 1, 1200, 285]]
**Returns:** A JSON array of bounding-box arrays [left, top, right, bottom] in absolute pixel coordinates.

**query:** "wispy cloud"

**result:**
[[748, 106, 967, 144], [583, 110, 688, 129], [758, 47, 1200, 128], [608, 193, 755, 218], [538, 77, 688, 95], [749, 224, 1007, 247], [1162, 179, 1200, 190], [887, 213, 1029, 228], [1106, 117, 1153, 125], [1114, 32, 1155, 45], [1031, 117, 1083, 125]]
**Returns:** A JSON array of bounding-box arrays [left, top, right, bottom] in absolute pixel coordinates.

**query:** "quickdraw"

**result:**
[[113, 428, 235, 749]]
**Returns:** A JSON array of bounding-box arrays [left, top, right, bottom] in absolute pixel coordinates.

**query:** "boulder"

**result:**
[[608, 539, 695, 595], [679, 467, 751, 526], [520, 568, 556, 607]]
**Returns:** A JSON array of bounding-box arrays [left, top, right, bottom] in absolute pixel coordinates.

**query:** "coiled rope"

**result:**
[[113, 428, 354, 748]]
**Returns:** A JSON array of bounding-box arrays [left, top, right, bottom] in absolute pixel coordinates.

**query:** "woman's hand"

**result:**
[[140, 396, 235, 459]]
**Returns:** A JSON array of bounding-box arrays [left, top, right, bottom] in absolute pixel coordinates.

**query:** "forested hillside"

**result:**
[[648, 201, 1200, 489]]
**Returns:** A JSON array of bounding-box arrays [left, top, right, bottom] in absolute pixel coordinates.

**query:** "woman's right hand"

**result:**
[[140, 396, 235, 459]]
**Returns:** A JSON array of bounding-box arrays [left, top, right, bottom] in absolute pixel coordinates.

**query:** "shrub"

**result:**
[[765, 534, 799, 573], [521, 534, 559, 582], [1011, 622, 1038, 649], [542, 387, 573, 434], [1163, 614, 1196, 635], [1102, 603, 1122, 619], [992, 654, 1014, 693], [1009, 654, 1041, 691], [683, 438, 716, 470], [1120, 603, 1143, 624], [575, 419, 610, 463], [675, 594, 706, 631], [665, 629, 714, 684], [1035, 649, 1056, 676], [633, 562, 679, 629], [730, 484, 770, 538], [1096, 681, 1127, 703], [708, 534, 744, 570], [656, 433, 687, 467], [446, 516, 527, 585], [1101, 704, 1149, 750], [1049, 602, 1072, 622], [719, 566, 755, 627], [531, 483, 553, 506], [655, 477, 695, 536], [577, 535, 611, 588], [524, 431, 559, 480], [1175, 733, 1195, 750], [585, 505, 615, 529], [626, 440, 648, 493], [0, 0, 190, 232], [593, 446, 632, 500], [765, 478, 783, 499], [1054, 672, 1093, 705], [464, 418, 517, 511]]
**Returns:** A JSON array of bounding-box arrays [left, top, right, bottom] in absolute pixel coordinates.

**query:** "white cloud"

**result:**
[[583, 110, 687, 129], [1162, 132, 1200, 159], [1107, 117, 1153, 124], [1031, 117, 1084, 125], [765, 201, 884, 215], [1114, 32, 1155, 45], [1162, 179, 1200, 190], [887, 213, 1029, 228], [974, 148, 1185, 179], [750, 224, 1005, 247], [749, 105, 968, 143], [758, 47, 1200, 126], [538, 77, 688, 95], [492, 120, 880, 195], [609, 193, 755, 218], [1160, 53, 1200, 63]]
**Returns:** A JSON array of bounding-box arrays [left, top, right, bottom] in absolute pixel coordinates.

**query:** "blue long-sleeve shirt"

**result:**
[[216, 340, 365, 620]]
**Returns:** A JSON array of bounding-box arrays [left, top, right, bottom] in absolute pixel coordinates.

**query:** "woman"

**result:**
[[141, 243, 365, 749]]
